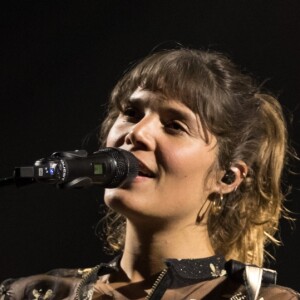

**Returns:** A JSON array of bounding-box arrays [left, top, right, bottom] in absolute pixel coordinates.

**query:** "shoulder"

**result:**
[[204, 276, 300, 299], [224, 260, 300, 300], [0, 257, 119, 300], [259, 284, 300, 299], [0, 267, 97, 300]]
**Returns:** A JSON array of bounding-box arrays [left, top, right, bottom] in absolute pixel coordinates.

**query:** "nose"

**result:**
[[125, 114, 158, 150]]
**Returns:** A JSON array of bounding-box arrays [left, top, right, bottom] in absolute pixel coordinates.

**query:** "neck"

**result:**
[[119, 218, 215, 282]]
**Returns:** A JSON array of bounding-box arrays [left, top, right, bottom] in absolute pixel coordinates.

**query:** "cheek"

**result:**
[[164, 146, 216, 189], [106, 128, 117, 147], [166, 147, 212, 174], [106, 122, 126, 147]]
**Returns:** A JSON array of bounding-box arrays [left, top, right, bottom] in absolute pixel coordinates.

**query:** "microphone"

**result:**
[[12, 148, 139, 189]]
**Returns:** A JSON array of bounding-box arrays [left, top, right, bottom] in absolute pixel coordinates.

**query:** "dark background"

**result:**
[[0, 0, 299, 291]]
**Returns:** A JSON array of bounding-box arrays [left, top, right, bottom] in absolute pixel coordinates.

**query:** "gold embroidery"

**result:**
[[209, 263, 227, 277], [78, 268, 92, 278], [32, 289, 53, 300]]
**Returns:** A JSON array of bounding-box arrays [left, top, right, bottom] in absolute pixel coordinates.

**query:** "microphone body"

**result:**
[[14, 148, 139, 189]]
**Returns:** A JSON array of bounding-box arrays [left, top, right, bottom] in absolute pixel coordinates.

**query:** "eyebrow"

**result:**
[[163, 107, 196, 124], [128, 96, 195, 122]]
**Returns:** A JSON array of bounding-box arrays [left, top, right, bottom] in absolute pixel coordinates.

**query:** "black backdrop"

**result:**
[[0, 0, 299, 291]]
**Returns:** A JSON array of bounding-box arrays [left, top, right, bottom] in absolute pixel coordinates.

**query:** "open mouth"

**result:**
[[138, 161, 156, 178], [138, 170, 155, 178]]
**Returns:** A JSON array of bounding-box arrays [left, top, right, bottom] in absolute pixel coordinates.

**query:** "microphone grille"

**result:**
[[100, 148, 139, 188]]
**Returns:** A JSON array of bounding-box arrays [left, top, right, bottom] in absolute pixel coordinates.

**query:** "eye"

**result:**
[[123, 107, 137, 118], [165, 121, 186, 134], [121, 105, 143, 122]]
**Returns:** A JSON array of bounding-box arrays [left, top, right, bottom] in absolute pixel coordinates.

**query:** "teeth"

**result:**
[[138, 169, 151, 177], [139, 170, 153, 177], [138, 162, 154, 177]]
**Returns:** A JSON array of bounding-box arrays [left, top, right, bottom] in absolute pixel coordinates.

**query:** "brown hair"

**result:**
[[99, 48, 288, 266]]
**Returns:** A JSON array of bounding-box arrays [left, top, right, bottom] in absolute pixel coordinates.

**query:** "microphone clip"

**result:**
[[14, 150, 93, 189]]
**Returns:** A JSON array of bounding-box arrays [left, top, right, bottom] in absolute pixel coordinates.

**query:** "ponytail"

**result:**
[[209, 93, 288, 266]]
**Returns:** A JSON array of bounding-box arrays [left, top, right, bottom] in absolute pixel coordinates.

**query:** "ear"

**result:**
[[220, 161, 248, 194]]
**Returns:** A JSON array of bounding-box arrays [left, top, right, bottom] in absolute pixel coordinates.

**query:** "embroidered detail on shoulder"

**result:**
[[78, 268, 93, 278], [0, 284, 5, 297], [210, 263, 227, 277], [32, 288, 54, 300]]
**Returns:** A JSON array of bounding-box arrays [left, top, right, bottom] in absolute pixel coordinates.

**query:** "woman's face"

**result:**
[[104, 88, 219, 226]]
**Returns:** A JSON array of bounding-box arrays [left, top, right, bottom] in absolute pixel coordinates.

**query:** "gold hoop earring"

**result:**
[[211, 192, 223, 215]]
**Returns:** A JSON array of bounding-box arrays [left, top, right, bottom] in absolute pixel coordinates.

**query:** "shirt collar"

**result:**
[[98, 255, 227, 282], [165, 255, 227, 281]]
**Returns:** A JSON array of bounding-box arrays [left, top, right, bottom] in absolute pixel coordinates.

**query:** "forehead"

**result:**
[[129, 88, 159, 104]]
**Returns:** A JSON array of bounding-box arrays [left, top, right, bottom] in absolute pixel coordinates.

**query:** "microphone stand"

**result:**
[[0, 167, 36, 188], [0, 176, 15, 187]]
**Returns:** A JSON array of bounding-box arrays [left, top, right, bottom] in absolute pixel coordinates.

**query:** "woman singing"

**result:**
[[1, 48, 299, 299]]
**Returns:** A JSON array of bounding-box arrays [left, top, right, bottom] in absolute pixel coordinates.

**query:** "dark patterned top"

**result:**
[[1, 256, 299, 300]]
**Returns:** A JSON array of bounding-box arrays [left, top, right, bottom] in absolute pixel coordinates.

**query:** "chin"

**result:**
[[104, 190, 160, 224], [104, 189, 138, 214]]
